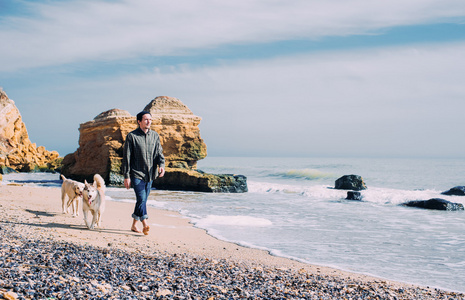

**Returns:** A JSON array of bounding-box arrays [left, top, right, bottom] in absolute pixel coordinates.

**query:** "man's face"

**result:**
[[138, 113, 152, 131]]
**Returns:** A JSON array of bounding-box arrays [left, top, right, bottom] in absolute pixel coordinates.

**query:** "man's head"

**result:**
[[136, 111, 152, 132]]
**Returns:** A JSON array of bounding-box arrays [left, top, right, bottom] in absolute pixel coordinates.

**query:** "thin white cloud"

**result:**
[[24, 41, 464, 156], [117, 41, 465, 109], [139, 41, 465, 157], [1, 0, 465, 71]]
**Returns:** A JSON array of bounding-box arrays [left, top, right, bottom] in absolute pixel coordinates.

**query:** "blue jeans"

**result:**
[[132, 177, 152, 221]]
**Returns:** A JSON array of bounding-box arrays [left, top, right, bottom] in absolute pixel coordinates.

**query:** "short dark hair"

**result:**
[[136, 111, 151, 121]]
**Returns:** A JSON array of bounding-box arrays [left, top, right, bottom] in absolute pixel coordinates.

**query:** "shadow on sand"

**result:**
[[5, 209, 145, 237]]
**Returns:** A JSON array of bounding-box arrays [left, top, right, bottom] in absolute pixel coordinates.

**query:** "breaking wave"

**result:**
[[274, 168, 334, 180]]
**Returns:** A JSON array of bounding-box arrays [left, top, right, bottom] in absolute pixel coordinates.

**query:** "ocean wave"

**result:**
[[248, 180, 463, 206], [273, 168, 334, 180], [193, 215, 273, 228], [248, 181, 336, 197], [360, 187, 465, 206], [1, 172, 61, 187]]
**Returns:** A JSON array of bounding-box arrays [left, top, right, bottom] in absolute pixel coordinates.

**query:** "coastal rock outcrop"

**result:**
[[441, 186, 465, 196], [143, 96, 207, 169], [402, 198, 464, 211], [153, 168, 248, 193], [61, 108, 135, 183], [61, 96, 247, 192], [0, 89, 60, 173], [335, 175, 367, 191]]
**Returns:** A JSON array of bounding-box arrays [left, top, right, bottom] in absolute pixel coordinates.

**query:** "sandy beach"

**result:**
[[1, 184, 464, 299]]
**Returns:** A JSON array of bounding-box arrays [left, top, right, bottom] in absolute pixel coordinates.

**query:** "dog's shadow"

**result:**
[[3, 219, 137, 236], [15, 209, 142, 236], [26, 209, 57, 218]]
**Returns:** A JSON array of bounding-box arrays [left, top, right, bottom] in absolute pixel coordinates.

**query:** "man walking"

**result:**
[[122, 111, 165, 235]]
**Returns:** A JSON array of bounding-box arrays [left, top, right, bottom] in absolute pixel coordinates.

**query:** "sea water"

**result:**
[[3, 157, 465, 292]]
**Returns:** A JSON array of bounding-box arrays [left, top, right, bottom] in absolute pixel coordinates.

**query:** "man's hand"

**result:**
[[124, 178, 131, 189], [159, 167, 165, 178]]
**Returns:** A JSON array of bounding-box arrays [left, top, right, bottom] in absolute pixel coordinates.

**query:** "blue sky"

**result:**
[[1, 0, 465, 158]]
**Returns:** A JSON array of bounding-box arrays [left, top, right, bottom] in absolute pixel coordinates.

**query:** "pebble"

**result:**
[[1, 223, 464, 299]]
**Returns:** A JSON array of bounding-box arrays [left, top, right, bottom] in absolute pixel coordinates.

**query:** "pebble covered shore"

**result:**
[[1, 222, 464, 300]]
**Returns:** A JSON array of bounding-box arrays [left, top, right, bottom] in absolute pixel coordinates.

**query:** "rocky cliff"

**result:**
[[61, 96, 247, 192], [60, 108, 135, 183], [0, 89, 60, 173], [144, 96, 207, 169]]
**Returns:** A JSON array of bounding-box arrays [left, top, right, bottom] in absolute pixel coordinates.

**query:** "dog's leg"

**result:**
[[72, 199, 77, 217], [90, 211, 98, 230], [67, 197, 75, 216], [83, 209, 91, 229], [69, 197, 79, 217], [96, 211, 102, 228], [61, 189, 68, 214], [71, 198, 76, 217], [75, 197, 80, 217]]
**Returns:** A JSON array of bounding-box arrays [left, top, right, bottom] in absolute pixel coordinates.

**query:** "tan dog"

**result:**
[[60, 174, 84, 217], [82, 174, 106, 229]]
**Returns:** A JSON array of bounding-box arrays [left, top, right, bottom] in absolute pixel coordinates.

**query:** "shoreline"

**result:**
[[1, 184, 464, 299]]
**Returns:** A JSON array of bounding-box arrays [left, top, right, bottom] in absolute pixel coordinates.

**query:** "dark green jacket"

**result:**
[[122, 127, 165, 182]]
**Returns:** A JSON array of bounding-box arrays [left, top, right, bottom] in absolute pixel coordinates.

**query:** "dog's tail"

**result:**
[[60, 174, 66, 181], [93, 174, 106, 191]]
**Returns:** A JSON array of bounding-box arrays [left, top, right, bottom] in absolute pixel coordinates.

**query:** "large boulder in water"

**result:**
[[402, 198, 464, 211], [335, 174, 367, 191], [153, 168, 248, 193], [441, 186, 465, 196], [346, 191, 363, 201]]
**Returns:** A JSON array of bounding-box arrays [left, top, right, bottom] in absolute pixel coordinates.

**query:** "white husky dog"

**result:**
[[60, 174, 84, 217], [82, 174, 106, 229]]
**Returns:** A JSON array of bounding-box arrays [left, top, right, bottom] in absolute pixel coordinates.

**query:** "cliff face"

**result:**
[[144, 96, 207, 169], [61, 96, 208, 183], [60, 108, 135, 183], [0, 89, 60, 173]]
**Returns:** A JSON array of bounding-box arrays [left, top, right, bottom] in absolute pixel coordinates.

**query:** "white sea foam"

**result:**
[[146, 199, 167, 208], [248, 180, 465, 206], [248, 181, 313, 194], [360, 187, 465, 205], [1, 172, 61, 187], [194, 215, 273, 228]]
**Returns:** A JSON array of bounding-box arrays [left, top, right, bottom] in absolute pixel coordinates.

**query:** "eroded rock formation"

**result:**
[[61, 108, 135, 183], [144, 96, 207, 169], [61, 96, 247, 192], [0, 89, 60, 173]]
